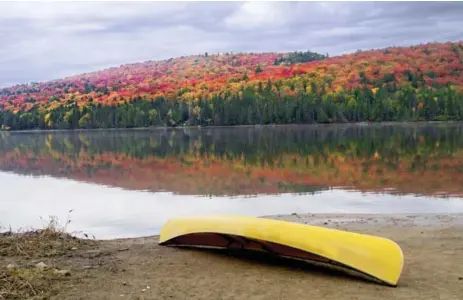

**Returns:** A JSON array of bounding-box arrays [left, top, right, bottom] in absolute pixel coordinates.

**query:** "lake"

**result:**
[[1, 123, 463, 239]]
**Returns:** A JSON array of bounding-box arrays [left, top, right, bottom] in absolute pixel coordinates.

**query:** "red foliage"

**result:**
[[1, 41, 463, 112]]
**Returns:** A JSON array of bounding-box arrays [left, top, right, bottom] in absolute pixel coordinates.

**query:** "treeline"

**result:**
[[1, 81, 462, 131]]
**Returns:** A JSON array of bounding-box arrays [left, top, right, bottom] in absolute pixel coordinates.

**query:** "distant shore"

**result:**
[[2, 120, 463, 134], [2, 212, 463, 299]]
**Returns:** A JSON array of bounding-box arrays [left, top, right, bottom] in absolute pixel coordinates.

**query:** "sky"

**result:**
[[0, 1, 462, 88]]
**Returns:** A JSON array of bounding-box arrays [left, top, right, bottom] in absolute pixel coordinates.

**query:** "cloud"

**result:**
[[0, 1, 462, 87], [224, 1, 289, 30]]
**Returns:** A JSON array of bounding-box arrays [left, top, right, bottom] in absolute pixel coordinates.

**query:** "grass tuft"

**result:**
[[0, 267, 64, 300], [0, 211, 92, 258]]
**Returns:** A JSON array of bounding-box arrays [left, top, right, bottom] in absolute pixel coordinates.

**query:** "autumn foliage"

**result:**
[[1, 41, 463, 130]]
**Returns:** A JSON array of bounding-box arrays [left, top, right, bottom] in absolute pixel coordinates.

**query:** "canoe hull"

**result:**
[[159, 215, 404, 286]]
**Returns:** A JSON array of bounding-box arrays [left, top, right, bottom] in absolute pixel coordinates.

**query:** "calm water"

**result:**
[[1, 123, 463, 239]]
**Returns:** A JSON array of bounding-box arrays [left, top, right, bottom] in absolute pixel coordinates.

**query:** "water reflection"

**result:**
[[1, 172, 463, 239], [1, 123, 463, 197]]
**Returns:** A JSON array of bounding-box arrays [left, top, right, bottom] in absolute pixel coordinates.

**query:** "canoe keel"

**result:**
[[159, 215, 404, 287]]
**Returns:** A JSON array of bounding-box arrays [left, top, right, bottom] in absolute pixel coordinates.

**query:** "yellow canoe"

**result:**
[[159, 215, 404, 286]]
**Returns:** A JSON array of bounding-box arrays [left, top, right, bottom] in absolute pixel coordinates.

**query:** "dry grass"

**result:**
[[0, 212, 93, 300], [0, 212, 92, 258], [0, 267, 66, 300]]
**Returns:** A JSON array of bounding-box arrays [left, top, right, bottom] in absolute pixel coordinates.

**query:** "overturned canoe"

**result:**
[[159, 215, 404, 286]]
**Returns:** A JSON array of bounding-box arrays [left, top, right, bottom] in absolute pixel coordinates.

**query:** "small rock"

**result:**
[[35, 262, 47, 270], [323, 222, 328, 225], [47, 250, 58, 256], [120, 295, 124, 297], [83, 265, 93, 269], [122, 282, 127, 286], [6, 263, 17, 270], [71, 247, 78, 251], [54, 269, 71, 276], [141, 289, 146, 292], [458, 277, 462, 280], [146, 286, 150, 289]]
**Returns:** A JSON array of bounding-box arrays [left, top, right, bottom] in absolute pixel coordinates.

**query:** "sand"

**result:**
[[2, 213, 463, 300]]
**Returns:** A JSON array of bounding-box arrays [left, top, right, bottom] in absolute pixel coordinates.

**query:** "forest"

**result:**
[[0, 41, 462, 130]]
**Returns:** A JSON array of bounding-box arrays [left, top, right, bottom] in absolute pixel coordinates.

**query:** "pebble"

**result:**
[[54, 269, 71, 276], [35, 262, 47, 270], [6, 263, 17, 270]]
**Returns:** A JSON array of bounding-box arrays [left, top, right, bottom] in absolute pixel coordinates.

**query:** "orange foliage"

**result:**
[[1, 41, 463, 113]]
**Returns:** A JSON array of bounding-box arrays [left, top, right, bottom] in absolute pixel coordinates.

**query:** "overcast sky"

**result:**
[[0, 1, 462, 88]]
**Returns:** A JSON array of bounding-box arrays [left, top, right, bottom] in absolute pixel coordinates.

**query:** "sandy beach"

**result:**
[[2, 213, 463, 300]]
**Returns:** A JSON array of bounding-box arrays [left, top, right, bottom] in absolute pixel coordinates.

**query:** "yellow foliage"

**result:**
[[335, 85, 344, 93], [44, 113, 54, 128]]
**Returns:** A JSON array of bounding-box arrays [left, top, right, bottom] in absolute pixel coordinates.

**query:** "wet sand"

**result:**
[[2, 213, 463, 299]]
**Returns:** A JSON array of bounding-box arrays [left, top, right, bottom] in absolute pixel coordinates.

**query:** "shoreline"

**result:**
[[2, 120, 463, 134], [264, 212, 463, 230], [3, 212, 463, 241], [2, 212, 463, 240], [96, 212, 463, 242], [2, 212, 463, 299]]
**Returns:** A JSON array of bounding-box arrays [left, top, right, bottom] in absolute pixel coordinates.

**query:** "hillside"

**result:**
[[1, 41, 463, 130]]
